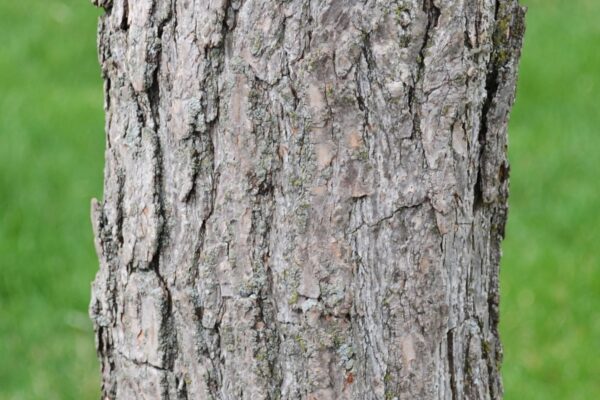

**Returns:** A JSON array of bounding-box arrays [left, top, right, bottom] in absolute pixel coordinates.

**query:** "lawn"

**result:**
[[0, 1, 103, 398], [0, 0, 598, 399], [500, 0, 600, 398]]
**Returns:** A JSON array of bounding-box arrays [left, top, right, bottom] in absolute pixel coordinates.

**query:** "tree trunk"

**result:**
[[89, 0, 525, 398]]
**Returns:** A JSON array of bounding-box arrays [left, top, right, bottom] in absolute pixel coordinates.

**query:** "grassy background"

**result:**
[[0, 1, 103, 398], [0, 0, 597, 398], [500, 0, 600, 398]]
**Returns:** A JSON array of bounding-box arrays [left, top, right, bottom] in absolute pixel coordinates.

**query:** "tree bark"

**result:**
[[89, 0, 525, 398]]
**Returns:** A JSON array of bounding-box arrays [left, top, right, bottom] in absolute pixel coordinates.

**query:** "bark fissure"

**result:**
[[447, 329, 458, 400]]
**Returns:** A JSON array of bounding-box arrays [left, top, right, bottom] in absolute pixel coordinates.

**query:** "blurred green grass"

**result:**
[[0, 0, 597, 399], [500, 0, 600, 398], [0, 1, 103, 398]]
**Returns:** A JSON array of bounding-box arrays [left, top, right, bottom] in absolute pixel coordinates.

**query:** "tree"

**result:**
[[89, 0, 525, 398]]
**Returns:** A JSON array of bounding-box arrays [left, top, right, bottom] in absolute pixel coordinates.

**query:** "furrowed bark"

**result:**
[[89, 0, 525, 398]]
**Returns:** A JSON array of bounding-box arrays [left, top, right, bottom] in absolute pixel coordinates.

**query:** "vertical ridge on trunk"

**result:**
[[90, 0, 525, 398]]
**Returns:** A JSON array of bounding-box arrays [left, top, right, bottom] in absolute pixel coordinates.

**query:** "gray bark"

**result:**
[[89, 0, 525, 399]]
